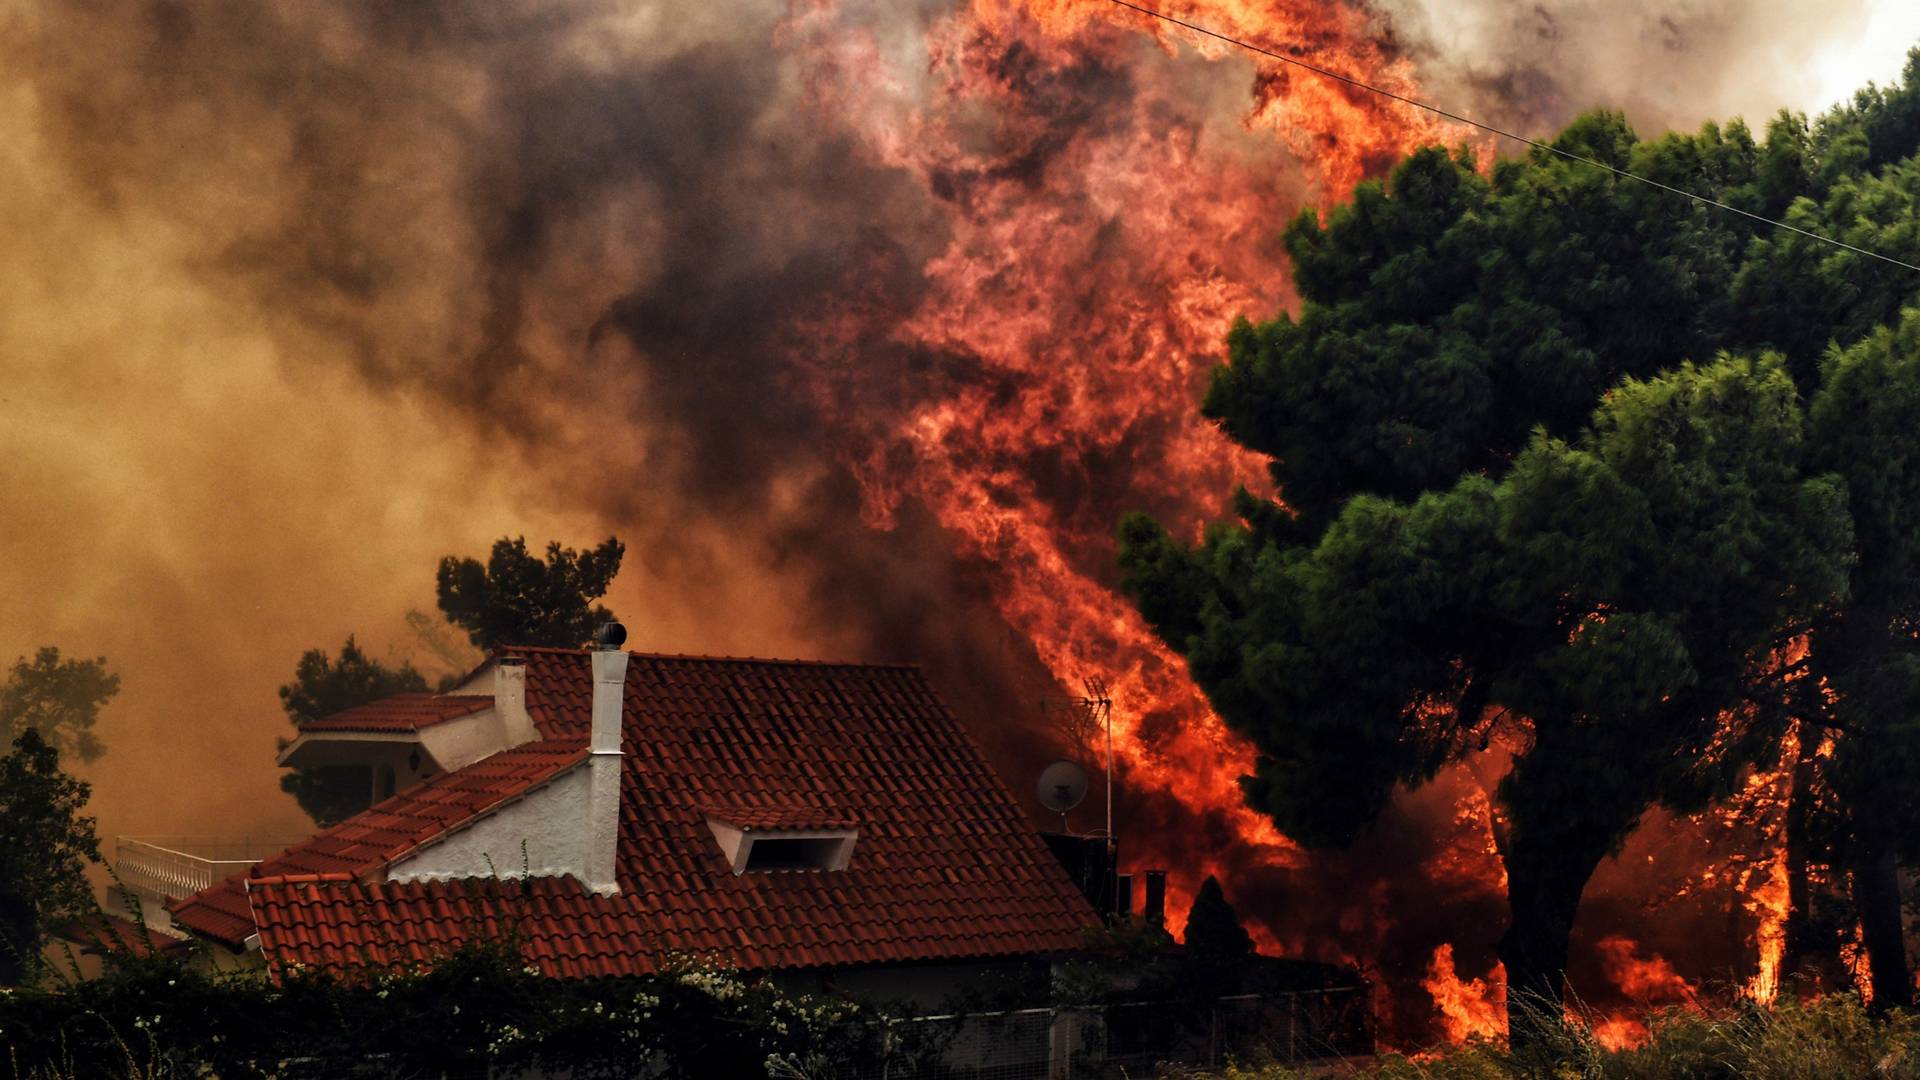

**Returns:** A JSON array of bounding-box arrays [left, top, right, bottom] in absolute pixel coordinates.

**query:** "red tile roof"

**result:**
[[187, 650, 1099, 976], [246, 875, 651, 978], [50, 913, 190, 957], [299, 693, 492, 734], [169, 740, 587, 945], [705, 805, 860, 831]]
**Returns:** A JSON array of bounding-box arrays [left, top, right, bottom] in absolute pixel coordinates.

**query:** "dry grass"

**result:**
[[1186, 994, 1920, 1080]]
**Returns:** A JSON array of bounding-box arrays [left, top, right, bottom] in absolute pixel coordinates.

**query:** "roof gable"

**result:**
[[298, 693, 492, 734], [170, 740, 587, 945], [297, 687, 491, 730]]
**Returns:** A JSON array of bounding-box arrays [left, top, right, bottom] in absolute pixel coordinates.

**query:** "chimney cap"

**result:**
[[592, 622, 628, 649]]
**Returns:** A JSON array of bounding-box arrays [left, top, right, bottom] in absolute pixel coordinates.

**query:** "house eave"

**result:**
[[277, 730, 422, 767]]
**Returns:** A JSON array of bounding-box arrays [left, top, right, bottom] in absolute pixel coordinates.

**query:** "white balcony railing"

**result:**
[[115, 835, 308, 901]]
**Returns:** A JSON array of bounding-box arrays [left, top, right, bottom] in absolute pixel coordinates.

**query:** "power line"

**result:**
[[1103, 0, 1920, 274]]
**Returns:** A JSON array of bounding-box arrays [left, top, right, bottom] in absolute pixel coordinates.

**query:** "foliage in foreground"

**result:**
[[0, 941, 864, 1079], [0, 730, 100, 987], [1201, 994, 1918, 1080]]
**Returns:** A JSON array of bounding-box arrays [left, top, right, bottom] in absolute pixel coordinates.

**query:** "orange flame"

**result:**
[[1423, 943, 1506, 1043], [785, 0, 1463, 944], [1595, 935, 1694, 1003]]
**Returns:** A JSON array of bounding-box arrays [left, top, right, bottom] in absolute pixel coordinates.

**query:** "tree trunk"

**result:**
[[1497, 815, 1620, 1042], [1850, 831, 1912, 1011], [1782, 721, 1818, 989]]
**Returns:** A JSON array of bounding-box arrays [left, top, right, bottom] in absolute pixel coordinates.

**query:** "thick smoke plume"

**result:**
[[0, 0, 1899, 1046]]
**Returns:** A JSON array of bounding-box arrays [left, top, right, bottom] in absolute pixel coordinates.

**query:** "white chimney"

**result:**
[[494, 656, 537, 745], [585, 624, 628, 894]]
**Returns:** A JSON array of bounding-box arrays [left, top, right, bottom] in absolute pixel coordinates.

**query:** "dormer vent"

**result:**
[[704, 810, 857, 874], [743, 836, 850, 871]]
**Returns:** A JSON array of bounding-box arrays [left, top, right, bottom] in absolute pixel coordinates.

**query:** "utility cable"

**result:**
[[1104, 0, 1920, 274]]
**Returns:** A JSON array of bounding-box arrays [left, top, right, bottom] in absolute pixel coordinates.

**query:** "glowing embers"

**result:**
[[704, 810, 859, 874]]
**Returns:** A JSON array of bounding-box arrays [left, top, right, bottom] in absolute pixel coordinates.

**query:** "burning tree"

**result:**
[[1801, 312, 1920, 1010], [1119, 88, 1920, 1034], [1124, 345, 1849, 1036]]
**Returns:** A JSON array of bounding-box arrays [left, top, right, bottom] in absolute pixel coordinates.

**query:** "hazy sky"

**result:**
[[1811, 4, 1920, 107]]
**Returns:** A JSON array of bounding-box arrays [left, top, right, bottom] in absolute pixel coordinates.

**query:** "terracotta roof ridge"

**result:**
[[248, 871, 358, 888], [299, 691, 495, 732], [497, 644, 924, 670]]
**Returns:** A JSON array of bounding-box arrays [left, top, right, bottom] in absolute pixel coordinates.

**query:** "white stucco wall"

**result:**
[[418, 707, 514, 774], [386, 764, 591, 883]]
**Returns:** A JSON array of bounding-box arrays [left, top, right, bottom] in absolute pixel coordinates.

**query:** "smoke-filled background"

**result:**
[[4, 0, 1917, 1046]]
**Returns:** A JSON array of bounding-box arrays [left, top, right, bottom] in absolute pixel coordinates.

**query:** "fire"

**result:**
[[1841, 925, 1873, 1006], [1423, 943, 1505, 1044], [1594, 936, 1693, 1003], [1744, 752, 1794, 1005], [784, 0, 1460, 942], [1588, 1017, 1650, 1051], [780, 0, 1801, 1040]]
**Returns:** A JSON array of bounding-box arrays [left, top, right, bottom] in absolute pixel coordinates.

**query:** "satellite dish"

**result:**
[[1037, 760, 1090, 814]]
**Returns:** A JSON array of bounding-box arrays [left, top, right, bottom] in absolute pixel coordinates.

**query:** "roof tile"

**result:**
[[299, 693, 493, 734]]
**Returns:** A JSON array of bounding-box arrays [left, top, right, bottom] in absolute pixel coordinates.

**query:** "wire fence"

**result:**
[[845, 987, 1370, 1080], [249, 988, 1369, 1079]]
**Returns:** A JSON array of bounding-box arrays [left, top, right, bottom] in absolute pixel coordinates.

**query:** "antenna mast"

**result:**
[[1077, 676, 1114, 851]]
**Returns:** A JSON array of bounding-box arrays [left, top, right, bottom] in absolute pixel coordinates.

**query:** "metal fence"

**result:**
[[215, 989, 1368, 1080], [845, 988, 1370, 1079]]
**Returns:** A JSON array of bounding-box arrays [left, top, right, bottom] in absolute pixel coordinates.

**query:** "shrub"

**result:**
[[0, 942, 870, 1079]]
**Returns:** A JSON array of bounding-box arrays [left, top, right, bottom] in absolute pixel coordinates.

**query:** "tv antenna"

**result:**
[[1045, 676, 1115, 848]]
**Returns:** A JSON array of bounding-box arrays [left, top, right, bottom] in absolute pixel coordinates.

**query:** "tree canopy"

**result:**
[[1184, 875, 1254, 962], [0, 729, 100, 985], [435, 536, 624, 653], [0, 647, 118, 763], [1122, 51, 1920, 1031]]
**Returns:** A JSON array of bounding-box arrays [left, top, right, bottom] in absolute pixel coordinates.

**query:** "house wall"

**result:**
[[792, 957, 1051, 1013], [418, 707, 515, 774], [105, 883, 180, 937], [385, 764, 591, 883]]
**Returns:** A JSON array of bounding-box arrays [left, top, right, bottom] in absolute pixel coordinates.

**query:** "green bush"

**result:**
[[1, 942, 869, 1079]]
